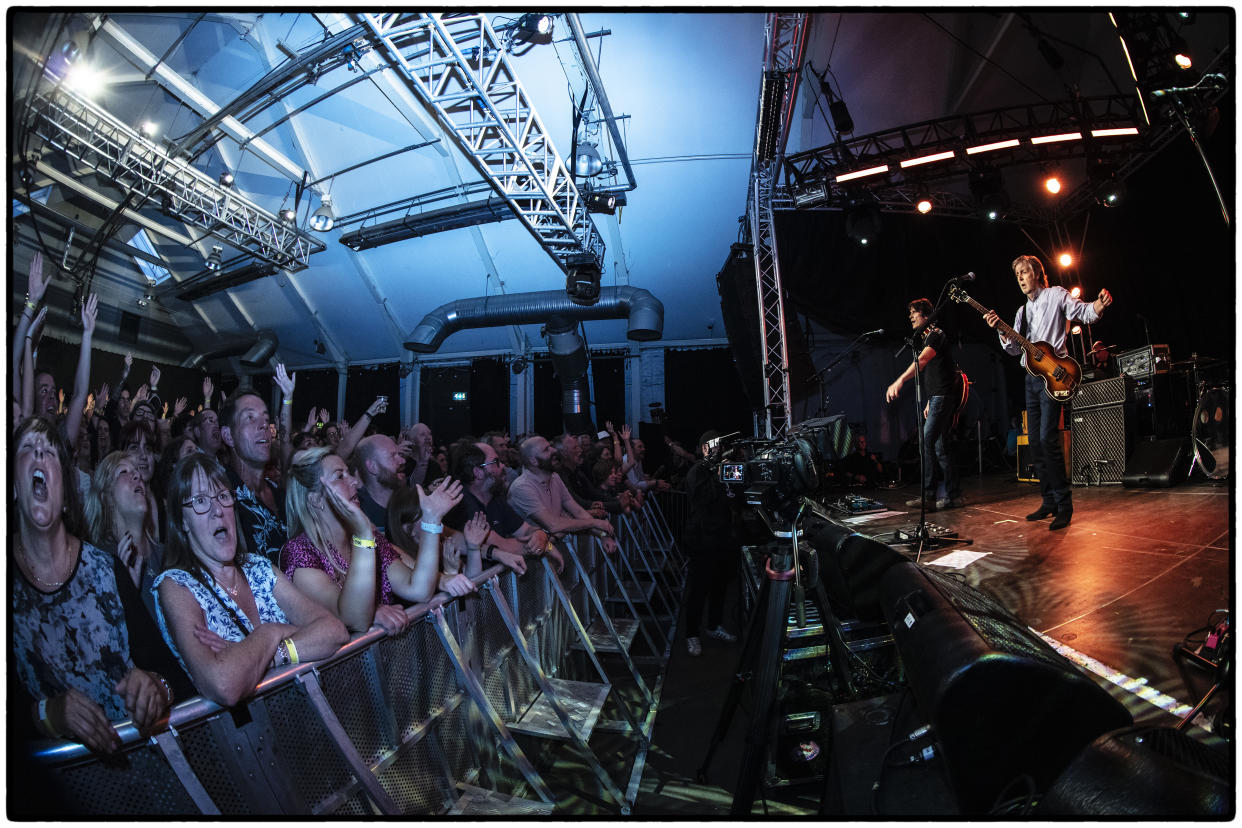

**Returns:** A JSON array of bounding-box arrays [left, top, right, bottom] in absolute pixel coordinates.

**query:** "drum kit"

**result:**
[[1171, 353, 1230, 481]]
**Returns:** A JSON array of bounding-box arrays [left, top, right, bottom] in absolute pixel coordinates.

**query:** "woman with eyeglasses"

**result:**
[[281, 447, 463, 634], [154, 453, 347, 707], [12, 417, 178, 755]]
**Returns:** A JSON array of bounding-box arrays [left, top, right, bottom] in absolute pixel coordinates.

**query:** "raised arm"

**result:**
[[64, 294, 98, 449], [13, 252, 52, 402], [274, 364, 296, 471], [387, 477, 465, 602], [337, 396, 385, 459]]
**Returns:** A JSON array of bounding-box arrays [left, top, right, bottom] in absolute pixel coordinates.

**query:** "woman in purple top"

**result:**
[[280, 447, 460, 634]]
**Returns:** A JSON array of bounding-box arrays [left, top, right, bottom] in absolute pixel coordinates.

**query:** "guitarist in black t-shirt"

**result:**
[[885, 298, 965, 511]]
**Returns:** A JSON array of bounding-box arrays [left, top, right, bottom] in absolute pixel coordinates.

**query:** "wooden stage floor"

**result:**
[[832, 470, 1232, 731]]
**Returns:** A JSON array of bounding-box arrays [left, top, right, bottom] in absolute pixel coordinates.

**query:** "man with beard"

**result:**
[[219, 388, 287, 562], [444, 441, 563, 573], [553, 434, 633, 516], [482, 430, 521, 486], [354, 433, 408, 534], [508, 435, 617, 553]]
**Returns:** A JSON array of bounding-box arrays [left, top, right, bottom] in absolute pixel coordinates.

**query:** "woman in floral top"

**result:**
[[154, 453, 347, 707]]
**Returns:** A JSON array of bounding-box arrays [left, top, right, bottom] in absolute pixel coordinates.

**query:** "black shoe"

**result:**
[[1049, 511, 1072, 531], [1026, 506, 1056, 521]]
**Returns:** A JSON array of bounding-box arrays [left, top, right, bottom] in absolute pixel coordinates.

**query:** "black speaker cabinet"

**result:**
[[1123, 437, 1190, 487], [1035, 726, 1233, 816], [880, 562, 1133, 814], [1070, 403, 1130, 485], [806, 519, 906, 623]]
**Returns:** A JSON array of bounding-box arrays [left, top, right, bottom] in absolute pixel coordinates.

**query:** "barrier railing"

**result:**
[[25, 499, 683, 816]]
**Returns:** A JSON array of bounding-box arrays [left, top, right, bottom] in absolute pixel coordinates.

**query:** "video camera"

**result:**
[[711, 429, 824, 519]]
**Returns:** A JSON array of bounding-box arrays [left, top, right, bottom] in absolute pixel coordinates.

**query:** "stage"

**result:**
[[635, 468, 1231, 816]]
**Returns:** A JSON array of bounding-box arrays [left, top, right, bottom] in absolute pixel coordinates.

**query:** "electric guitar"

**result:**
[[948, 284, 1081, 401]]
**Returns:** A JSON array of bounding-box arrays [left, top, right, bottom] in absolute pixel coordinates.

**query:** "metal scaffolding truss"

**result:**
[[26, 86, 326, 271], [361, 12, 606, 273], [749, 12, 808, 441]]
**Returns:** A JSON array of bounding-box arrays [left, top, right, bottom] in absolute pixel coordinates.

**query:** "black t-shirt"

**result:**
[[921, 326, 958, 398], [682, 460, 739, 552], [358, 487, 389, 535], [444, 488, 525, 537]]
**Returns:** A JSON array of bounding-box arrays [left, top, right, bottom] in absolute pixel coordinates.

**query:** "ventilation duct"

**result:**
[[546, 317, 594, 435], [404, 286, 663, 353], [180, 330, 279, 369]]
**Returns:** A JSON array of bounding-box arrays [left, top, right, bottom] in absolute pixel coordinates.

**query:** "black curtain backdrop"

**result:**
[[469, 356, 509, 437], [348, 364, 399, 436], [419, 364, 470, 445], [591, 355, 626, 430], [664, 348, 753, 447], [296, 368, 339, 427]]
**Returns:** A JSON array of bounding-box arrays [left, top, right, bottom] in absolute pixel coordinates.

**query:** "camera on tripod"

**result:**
[[712, 429, 826, 516]]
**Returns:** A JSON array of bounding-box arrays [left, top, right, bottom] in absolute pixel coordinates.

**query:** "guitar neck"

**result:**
[[962, 296, 1038, 356]]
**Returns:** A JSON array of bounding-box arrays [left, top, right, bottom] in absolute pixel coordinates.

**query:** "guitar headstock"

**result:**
[[948, 283, 970, 303]]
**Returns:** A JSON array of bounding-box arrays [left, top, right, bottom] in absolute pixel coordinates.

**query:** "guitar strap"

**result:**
[[1019, 305, 1029, 340]]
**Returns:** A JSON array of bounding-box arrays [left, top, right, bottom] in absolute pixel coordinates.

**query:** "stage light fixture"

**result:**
[[65, 63, 106, 97], [511, 356, 528, 375], [829, 99, 855, 136], [914, 184, 933, 214], [514, 13, 554, 43], [969, 166, 1009, 221], [575, 142, 604, 177], [309, 195, 335, 232], [140, 121, 158, 138], [1070, 285, 1082, 298], [1174, 52, 1192, 69], [205, 245, 223, 272], [1059, 253, 1074, 268], [1045, 175, 1062, 195], [218, 171, 234, 187], [845, 196, 882, 246], [280, 207, 296, 224], [1099, 175, 1126, 206], [565, 251, 603, 306], [586, 191, 617, 215]]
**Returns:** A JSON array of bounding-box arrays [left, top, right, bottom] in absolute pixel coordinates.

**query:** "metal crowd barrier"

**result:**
[[26, 498, 684, 817]]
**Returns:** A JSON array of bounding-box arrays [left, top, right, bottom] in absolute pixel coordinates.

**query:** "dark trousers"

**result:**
[[923, 393, 961, 499], [683, 546, 738, 638], [1025, 374, 1071, 511]]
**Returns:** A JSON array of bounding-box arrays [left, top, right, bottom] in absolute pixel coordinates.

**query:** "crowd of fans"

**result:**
[[10, 251, 696, 756]]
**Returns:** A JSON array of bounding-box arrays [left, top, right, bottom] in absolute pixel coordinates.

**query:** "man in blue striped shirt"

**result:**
[[984, 255, 1113, 530]]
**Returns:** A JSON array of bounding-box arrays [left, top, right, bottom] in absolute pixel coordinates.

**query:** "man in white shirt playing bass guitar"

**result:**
[[984, 255, 1113, 531]]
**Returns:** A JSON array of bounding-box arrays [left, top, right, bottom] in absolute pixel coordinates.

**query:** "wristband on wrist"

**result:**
[[273, 640, 290, 668], [484, 544, 497, 561], [283, 637, 300, 665], [420, 521, 443, 534], [282, 398, 293, 406], [352, 535, 377, 549]]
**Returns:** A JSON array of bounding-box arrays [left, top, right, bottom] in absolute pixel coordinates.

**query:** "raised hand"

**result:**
[[162, 402, 170, 419], [605, 420, 615, 434], [134, 384, 149, 406], [418, 476, 462, 523], [305, 407, 318, 430], [28, 306, 48, 348], [173, 396, 188, 417], [81, 292, 98, 335], [57, 388, 65, 414], [96, 383, 109, 410], [463, 512, 490, 548], [27, 250, 52, 305], [318, 407, 331, 425], [366, 396, 387, 419], [202, 376, 213, 403], [619, 423, 632, 441], [149, 366, 160, 388], [274, 363, 295, 400]]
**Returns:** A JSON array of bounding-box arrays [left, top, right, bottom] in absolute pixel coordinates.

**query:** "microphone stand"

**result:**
[[812, 331, 874, 416], [1165, 90, 1231, 227]]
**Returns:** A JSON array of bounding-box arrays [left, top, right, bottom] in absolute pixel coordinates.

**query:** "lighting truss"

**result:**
[[25, 85, 325, 270], [780, 94, 1194, 222], [748, 11, 808, 441], [361, 13, 605, 273]]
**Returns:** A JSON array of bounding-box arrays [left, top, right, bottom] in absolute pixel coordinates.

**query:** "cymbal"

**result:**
[[1170, 355, 1224, 369]]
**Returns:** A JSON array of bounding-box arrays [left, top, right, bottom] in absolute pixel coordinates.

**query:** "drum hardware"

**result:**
[[1188, 384, 1230, 481]]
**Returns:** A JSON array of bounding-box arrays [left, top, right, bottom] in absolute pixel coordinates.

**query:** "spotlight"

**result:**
[[1070, 285, 1082, 298], [1174, 52, 1192, 69], [511, 356, 528, 375], [1099, 176, 1126, 206], [586, 191, 617, 215], [64, 63, 106, 97], [1044, 175, 1062, 195], [969, 166, 1009, 221], [1059, 253, 1074, 268], [140, 121, 158, 138], [205, 245, 223, 272], [218, 171, 234, 187], [565, 251, 602, 306], [575, 142, 604, 178], [280, 207, 297, 224], [309, 194, 335, 232], [514, 13, 554, 44], [845, 196, 882, 246], [914, 185, 933, 214], [829, 99, 855, 136]]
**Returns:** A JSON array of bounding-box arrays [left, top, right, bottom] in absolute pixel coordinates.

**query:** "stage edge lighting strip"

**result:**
[[899, 150, 956, 168], [964, 138, 1020, 155], [1030, 132, 1083, 144], [1037, 632, 1202, 726], [1090, 127, 1140, 137], [835, 164, 889, 183]]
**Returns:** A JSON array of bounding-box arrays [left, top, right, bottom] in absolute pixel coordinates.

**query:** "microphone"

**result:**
[[862, 328, 884, 337], [1151, 74, 1227, 97], [952, 271, 976, 282]]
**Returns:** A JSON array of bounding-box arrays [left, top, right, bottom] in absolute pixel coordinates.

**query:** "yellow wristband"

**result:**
[[352, 536, 377, 548], [283, 637, 299, 664]]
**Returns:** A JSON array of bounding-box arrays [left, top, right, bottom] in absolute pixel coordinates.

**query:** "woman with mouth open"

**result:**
[[154, 453, 348, 707], [280, 446, 467, 635], [11, 416, 179, 754]]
